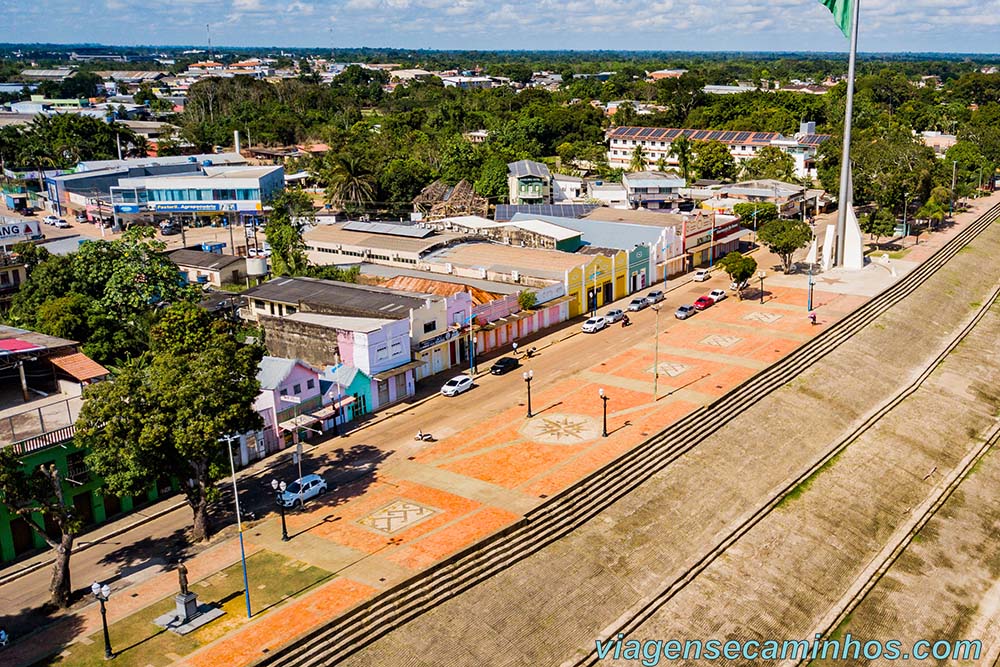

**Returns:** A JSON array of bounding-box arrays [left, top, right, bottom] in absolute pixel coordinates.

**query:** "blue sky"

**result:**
[[9, 0, 1000, 53]]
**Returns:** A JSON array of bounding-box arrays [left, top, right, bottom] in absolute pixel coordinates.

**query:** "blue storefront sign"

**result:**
[[154, 203, 222, 212], [114, 205, 142, 214]]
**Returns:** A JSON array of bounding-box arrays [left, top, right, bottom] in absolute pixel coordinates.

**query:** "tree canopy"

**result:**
[[757, 218, 813, 273]]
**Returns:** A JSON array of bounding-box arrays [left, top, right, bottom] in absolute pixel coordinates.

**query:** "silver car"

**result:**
[[604, 309, 624, 323], [675, 305, 695, 320]]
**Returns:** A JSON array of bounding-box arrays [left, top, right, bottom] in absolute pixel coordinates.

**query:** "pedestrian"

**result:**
[[0, 626, 9, 647], [808, 311, 817, 325]]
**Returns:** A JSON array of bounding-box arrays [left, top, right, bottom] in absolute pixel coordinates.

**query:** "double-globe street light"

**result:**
[[91, 581, 113, 660], [757, 270, 767, 305], [523, 370, 534, 418], [270, 479, 290, 542]]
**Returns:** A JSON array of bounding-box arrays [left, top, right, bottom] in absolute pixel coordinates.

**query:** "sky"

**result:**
[[8, 0, 1000, 54]]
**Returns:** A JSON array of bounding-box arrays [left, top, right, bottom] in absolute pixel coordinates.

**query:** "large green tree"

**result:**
[[716, 252, 758, 300], [321, 153, 377, 213], [76, 304, 264, 542], [757, 218, 813, 273], [740, 145, 796, 182], [0, 449, 82, 607], [668, 134, 693, 184], [860, 208, 898, 247], [732, 202, 778, 230], [692, 140, 738, 181], [264, 189, 313, 277]]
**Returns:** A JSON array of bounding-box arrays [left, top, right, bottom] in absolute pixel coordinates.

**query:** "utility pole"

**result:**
[[950, 159, 957, 219]]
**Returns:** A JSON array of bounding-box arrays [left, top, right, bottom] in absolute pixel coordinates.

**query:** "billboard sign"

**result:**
[[0, 218, 41, 242], [114, 205, 142, 214], [154, 203, 221, 212]]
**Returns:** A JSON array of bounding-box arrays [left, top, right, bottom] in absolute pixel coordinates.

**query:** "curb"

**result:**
[[0, 500, 189, 587]]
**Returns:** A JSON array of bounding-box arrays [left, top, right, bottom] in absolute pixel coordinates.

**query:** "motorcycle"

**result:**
[[621, 316, 631, 328], [414, 431, 436, 442], [525, 346, 538, 358]]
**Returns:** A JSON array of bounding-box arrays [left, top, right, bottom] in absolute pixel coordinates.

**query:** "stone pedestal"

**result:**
[[175, 592, 198, 623]]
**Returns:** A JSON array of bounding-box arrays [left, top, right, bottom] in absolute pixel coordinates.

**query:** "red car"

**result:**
[[693, 296, 714, 311]]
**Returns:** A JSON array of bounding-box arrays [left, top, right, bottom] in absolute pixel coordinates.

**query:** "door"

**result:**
[[603, 282, 613, 304], [103, 494, 122, 519], [9, 517, 34, 556], [73, 491, 95, 528], [377, 380, 390, 407]]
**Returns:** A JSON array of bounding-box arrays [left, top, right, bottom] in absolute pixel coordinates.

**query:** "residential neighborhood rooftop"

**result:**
[[244, 277, 432, 318]]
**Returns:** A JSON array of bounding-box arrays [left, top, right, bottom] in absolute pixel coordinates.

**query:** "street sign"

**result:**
[[280, 395, 301, 404]]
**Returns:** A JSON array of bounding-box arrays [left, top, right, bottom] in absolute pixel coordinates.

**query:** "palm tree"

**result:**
[[669, 134, 693, 184], [629, 144, 647, 173], [321, 153, 376, 213], [916, 199, 946, 232]]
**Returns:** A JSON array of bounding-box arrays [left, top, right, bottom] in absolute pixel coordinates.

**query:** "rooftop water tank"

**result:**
[[246, 257, 268, 277]]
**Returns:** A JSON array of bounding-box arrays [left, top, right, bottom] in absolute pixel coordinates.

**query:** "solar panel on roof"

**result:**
[[737, 131, 752, 142], [343, 221, 433, 238], [721, 131, 736, 142], [692, 130, 709, 140]]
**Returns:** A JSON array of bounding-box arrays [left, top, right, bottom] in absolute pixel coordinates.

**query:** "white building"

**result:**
[[606, 122, 829, 180]]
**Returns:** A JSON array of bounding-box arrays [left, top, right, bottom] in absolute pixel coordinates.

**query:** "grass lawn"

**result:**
[[35, 551, 331, 667], [864, 245, 912, 260]]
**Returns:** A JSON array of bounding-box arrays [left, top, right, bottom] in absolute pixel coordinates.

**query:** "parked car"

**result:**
[[43, 215, 61, 226], [277, 474, 328, 508], [604, 309, 624, 323], [693, 296, 714, 311], [675, 304, 696, 320], [74, 213, 88, 223], [627, 298, 649, 311], [489, 357, 520, 375], [160, 224, 181, 236], [54, 219, 71, 229], [441, 374, 474, 396], [581, 316, 608, 333], [730, 280, 749, 291], [708, 289, 727, 303], [645, 290, 665, 304], [693, 269, 711, 282]]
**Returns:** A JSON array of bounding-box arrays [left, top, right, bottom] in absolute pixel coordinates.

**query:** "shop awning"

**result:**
[[310, 396, 356, 420], [372, 359, 425, 382], [49, 352, 109, 381], [278, 413, 320, 432]]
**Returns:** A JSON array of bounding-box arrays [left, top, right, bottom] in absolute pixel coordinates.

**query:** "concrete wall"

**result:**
[[259, 316, 340, 367]]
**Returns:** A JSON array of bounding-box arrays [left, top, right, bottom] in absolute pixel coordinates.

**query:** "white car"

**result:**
[[627, 298, 649, 311], [277, 474, 328, 508], [604, 309, 624, 323], [693, 269, 711, 282], [441, 374, 474, 396], [54, 220, 71, 229], [708, 289, 727, 303], [581, 316, 608, 333], [43, 215, 61, 226]]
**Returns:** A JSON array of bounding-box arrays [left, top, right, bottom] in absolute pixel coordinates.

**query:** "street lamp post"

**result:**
[[599, 388, 609, 437], [651, 305, 660, 398], [757, 270, 766, 305], [280, 395, 303, 484], [902, 192, 909, 240], [523, 370, 534, 418], [270, 479, 289, 541], [91, 582, 113, 660], [223, 434, 252, 618]]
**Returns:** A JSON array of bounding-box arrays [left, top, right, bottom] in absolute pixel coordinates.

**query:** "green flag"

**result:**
[[819, 0, 852, 38]]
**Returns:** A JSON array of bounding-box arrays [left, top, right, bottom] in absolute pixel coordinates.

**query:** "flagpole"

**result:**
[[835, 0, 862, 266]]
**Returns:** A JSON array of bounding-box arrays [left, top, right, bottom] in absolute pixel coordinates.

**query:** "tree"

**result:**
[[264, 190, 313, 277], [0, 449, 82, 607], [716, 252, 758, 300], [474, 157, 510, 202], [629, 143, 647, 173], [732, 202, 778, 230], [757, 218, 812, 273], [77, 303, 264, 542], [518, 290, 537, 310], [740, 145, 796, 182], [916, 198, 946, 232], [321, 153, 376, 213], [860, 208, 897, 247], [692, 140, 737, 181], [668, 134, 694, 184]]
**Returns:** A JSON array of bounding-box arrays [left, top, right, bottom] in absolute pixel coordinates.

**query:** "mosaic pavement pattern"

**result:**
[[357, 499, 440, 535], [743, 312, 783, 324], [700, 334, 743, 348], [520, 413, 602, 444]]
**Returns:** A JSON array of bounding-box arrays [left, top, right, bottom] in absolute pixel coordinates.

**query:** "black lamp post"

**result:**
[[91, 581, 113, 660], [271, 479, 289, 541], [523, 370, 534, 418], [757, 270, 766, 305], [599, 388, 609, 437]]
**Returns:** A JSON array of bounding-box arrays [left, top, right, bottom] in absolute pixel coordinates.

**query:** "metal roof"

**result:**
[[507, 160, 551, 179], [342, 221, 433, 238], [168, 249, 245, 271], [244, 277, 431, 318], [494, 204, 598, 222]]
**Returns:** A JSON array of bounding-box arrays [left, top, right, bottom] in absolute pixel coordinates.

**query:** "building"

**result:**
[[242, 277, 467, 387], [507, 160, 553, 205], [622, 171, 687, 209], [587, 182, 629, 208], [493, 203, 600, 222], [168, 249, 247, 287], [422, 215, 583, 252], [510, 212, 685, 288], [647, 69, 688, 81], [440, 76, 493, 90], [111, 164, 283, 227], [921, 131, 957, 157], [305, 220, 467, 268], [462, 129, 490, 144], [553, 174, 586, 202], [606, 123, 830, 180], [253, 356, 323, 452], [699, 179, 816, 218]]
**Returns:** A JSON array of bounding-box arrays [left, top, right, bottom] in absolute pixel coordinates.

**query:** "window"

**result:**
[[376, 346, 388, 360], [423, 320, 436, 334], [254, 299, 265, 309], [391, 342, 402, 356], [286, 306, 297, 315], [306, 379, 315, 389], [293, 383, 301, 394], [280, 388, 288, 396]]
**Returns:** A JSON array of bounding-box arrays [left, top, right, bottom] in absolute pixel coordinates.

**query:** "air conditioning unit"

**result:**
[[445, 263, 453, 274]]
